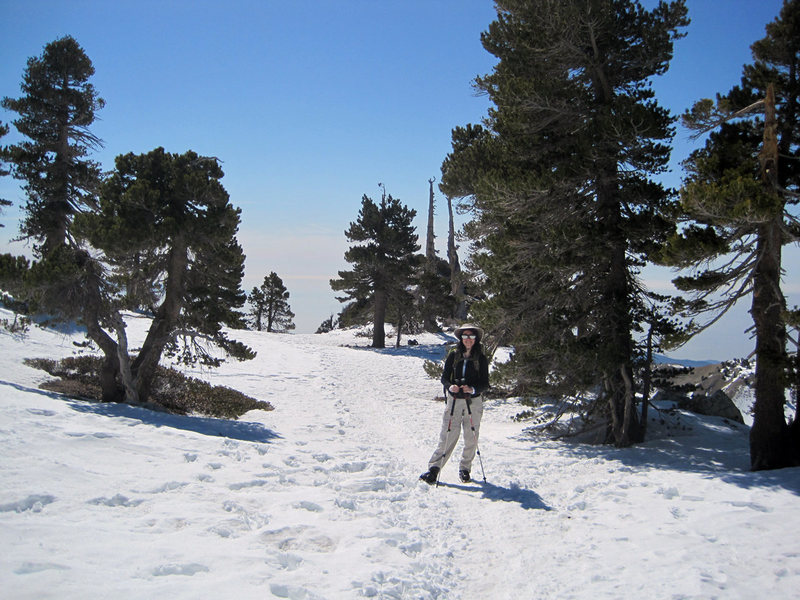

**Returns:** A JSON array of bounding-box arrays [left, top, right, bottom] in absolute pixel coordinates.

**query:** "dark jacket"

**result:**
[[441, 350, 490, 398]]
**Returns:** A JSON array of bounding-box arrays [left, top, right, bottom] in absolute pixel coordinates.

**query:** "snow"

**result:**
[[1, 309, 799, 599]]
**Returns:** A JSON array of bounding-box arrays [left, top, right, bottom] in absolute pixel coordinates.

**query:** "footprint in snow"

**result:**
[[143, 481, 187, 494], [726, 500, 771, 512], [25, 408, 57, 417], [293, 500, 323, 512], [0, 494, 57, 513], [658, 486, 680, 499], [151, 563, 210, 577], [335, 461, 368, 473], [259, 525, 337, 553], [265, 551, 303, 571], [228, 479, 269, 491], [87, 494, 144, 508], [669, 506, 685, 520], [14, 561, 70, 574], [208, 520, 248, 538], [335, 498, 357, 511], [270, 583, 318, 599], [65, 431, 114, 439]]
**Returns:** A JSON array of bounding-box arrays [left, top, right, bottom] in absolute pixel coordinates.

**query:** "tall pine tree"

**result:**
[[659, 0, 800, 469], [1, 37, 118, 394], [2, 36, 104, 256], [441, 0, 688, 445], [331, 190, 419, 348]]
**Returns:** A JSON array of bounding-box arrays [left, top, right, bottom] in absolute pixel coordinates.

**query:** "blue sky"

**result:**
[[1, 0, 795, 361]]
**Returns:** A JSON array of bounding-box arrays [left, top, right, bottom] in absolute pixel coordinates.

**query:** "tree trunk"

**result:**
[[267, 298, 275, 333], [85, 316, 121, 402], [426, 178, 436, 265], [45, 112, 72, 255], [750, 85, 791, 470], [597, 165, 641, 446], [749, 216, 788, 470], [131, 235, 189, 402], [447, 194, 467, 320], [421, 178, 439, 332], [395, 306, 404, 348], [372, 289, 387, 348], [640, 324, 655, 439], [81, 279, 121, 403], [111, 314, 139, 405]]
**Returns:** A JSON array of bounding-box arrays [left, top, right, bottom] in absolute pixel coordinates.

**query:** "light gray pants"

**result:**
[[428, 396, 483, 472]]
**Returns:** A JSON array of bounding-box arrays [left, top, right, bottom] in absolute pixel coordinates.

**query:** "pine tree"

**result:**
[[248, 286, 266, 330], [248, 272, 296, 333], [331, 189, 419, 348], [414, 254, 454, 332], [79, 147, 254, 404], [659, 0, 800, 469], [441, 0, 689, 445], [2, 36, 104, 255], [316, 314, 338, 334], [0, 37, 118, 395]]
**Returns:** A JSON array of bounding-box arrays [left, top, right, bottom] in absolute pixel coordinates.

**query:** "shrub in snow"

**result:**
[[24, 355, 272, 419]]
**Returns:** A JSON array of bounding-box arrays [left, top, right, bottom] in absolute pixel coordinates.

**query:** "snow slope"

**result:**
[[1, 310, 799, 599]]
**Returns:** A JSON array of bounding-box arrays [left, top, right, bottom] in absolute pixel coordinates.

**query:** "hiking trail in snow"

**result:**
[[2, 311, 799, 599]]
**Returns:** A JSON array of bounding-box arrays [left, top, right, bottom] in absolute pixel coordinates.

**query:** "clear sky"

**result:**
[[0, 0, 795, 361]]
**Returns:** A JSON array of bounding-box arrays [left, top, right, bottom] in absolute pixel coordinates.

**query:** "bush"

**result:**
[[1, 314, 31, 335], [150, 367, 273, 419], [40, 377, 102, 401], [24, 355, 273, 419], [25, 355, 99, 386], [423, 359, 443, 380]]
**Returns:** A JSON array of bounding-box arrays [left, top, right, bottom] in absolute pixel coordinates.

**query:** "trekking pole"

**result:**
[[466, 397, 486, 483], [435, 390, 457, 488], [444, 385, 455, 432]]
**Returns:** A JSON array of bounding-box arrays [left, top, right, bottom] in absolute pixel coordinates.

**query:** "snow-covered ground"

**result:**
[[1, 309, 799, 599]]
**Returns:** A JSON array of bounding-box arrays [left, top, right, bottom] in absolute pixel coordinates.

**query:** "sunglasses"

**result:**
[[461, 334, 477, 340]]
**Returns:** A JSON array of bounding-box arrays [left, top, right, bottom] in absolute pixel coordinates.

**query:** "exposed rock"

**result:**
[[651, 388, 690, 405], [678, 390, 745, 424]]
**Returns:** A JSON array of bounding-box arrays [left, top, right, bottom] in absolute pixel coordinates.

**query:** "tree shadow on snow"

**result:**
[[550, 414, 800, 496], [1, 379, 281, 444], [68, 400, 281, 444], [348, 338, 453, 362], [437, 480, 552, 510]]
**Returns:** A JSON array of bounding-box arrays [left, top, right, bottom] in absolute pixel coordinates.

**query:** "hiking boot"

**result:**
[[419, 466, 440, 485], [459, 469, 471, 483]]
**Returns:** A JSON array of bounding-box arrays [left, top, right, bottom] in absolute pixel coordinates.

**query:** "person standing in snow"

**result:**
[[420, 324, 490, 485]]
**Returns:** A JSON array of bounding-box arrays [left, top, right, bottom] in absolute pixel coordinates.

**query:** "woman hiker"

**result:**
[[420, 324, 490, 485]]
